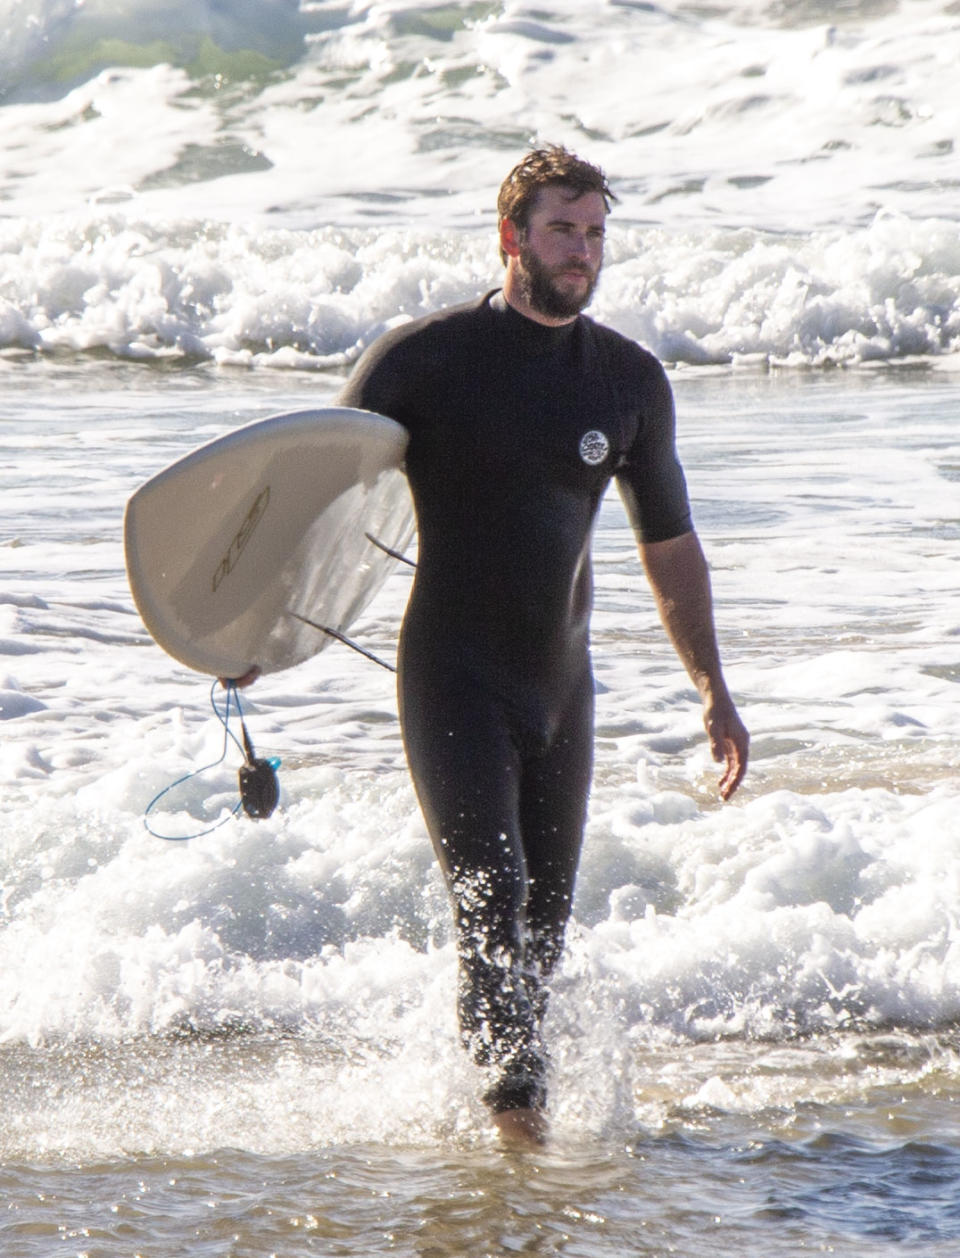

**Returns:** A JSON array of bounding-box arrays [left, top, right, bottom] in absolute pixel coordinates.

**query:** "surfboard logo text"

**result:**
[[212, 486, 270, 592]]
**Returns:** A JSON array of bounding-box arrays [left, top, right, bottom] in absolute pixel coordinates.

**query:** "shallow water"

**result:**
[[6, 1033, 960, 1256]]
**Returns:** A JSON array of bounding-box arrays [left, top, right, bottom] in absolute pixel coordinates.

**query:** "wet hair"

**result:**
[[496, 145, 616, 263]]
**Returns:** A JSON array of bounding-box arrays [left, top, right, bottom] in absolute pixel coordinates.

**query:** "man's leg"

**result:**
[[485, 669, 594, 1135], [399, 671, 546, 1106], [520, 666, 594, 1026]]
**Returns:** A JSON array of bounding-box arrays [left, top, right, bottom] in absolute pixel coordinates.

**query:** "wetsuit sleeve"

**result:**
[[336, 320, 440, 432], [615, 358, 693, 543], [337, 322, 417, 425]]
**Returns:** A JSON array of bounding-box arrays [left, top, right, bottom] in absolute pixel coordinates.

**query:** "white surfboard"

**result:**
[[124, 407, 414, 678]]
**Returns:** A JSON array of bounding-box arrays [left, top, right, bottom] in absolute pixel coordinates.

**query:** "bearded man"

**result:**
[[337, 146, 748, 1144]]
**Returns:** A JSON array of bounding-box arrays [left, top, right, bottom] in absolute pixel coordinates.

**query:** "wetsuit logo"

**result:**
[[578, 430, 610, 466]]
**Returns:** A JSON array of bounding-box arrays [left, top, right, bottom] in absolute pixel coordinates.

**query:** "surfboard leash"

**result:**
[[143, 680, 281, 840]]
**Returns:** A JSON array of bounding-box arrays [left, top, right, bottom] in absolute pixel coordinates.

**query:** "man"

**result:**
[[337, 146, 748, 1144]]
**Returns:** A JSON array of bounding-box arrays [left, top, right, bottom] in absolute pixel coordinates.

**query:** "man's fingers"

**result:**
[[707, 714, 748, 802], [219, 665, 261, 689], [718, 746, 744, 799]]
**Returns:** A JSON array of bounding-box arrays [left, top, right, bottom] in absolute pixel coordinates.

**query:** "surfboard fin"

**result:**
[[290, 611, 397, 673], [365, 532, 416, 567]]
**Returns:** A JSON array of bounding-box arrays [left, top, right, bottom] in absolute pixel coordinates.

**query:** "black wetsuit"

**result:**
[[338, 291, 692, 1110]]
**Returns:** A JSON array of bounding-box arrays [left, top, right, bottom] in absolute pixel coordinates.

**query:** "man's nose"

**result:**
[[568, 233, 590, 256]]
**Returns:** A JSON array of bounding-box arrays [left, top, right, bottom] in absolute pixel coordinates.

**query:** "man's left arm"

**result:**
[[639, 530, 749, 801]]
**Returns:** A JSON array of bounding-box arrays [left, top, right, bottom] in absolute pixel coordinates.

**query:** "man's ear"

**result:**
[[499, 217, 522, 259]]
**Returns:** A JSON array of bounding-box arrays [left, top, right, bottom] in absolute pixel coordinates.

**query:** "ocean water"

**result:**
[[2, 1, 960, 1255]]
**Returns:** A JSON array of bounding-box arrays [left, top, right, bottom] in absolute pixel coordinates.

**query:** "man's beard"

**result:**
[[516, 244, 600, 319]]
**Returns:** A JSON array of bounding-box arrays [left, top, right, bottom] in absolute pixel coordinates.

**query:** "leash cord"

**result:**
[[143, 680, 273, 840]]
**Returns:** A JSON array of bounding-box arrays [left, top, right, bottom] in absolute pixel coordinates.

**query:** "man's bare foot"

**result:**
[[492, 1107, 548, 1147]]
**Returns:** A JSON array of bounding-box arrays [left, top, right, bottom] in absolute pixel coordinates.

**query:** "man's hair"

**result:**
[[497, 145, 616, 263]]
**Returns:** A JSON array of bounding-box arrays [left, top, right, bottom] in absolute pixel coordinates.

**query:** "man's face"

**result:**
[[514, 185, 606, 320]]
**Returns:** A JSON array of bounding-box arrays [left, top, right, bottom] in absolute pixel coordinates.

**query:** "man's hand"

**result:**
[[219, 666, 261, 689], [702, 686, 749, 801]]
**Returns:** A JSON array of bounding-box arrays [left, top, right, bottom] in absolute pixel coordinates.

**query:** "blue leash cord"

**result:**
[[144, 680, 280, 840]]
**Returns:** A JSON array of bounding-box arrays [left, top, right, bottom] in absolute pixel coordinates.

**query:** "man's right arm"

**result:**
[[336, 330, 404, 416], [336, 317, 437, 425]]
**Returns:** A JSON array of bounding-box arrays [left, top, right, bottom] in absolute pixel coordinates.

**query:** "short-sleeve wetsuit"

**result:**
[[338, 290, 692, 1112]]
